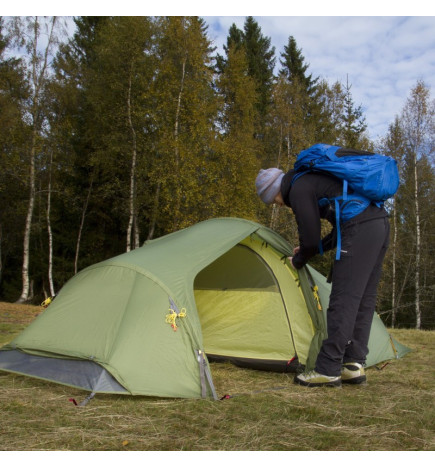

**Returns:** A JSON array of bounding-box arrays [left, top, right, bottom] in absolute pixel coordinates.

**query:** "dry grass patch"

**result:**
[[0, 302, 41, 346], [0, 302, 434, 451]]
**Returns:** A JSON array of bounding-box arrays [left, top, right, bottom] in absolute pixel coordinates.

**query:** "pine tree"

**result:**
[[242, 17, 275, 134], [341, 76, 368, 148], [218, 17, 275, 137], [53, 16, 113, 274], [280, 36, 341, 148], [214, 43, 259, 220], [280, 36, 317, 92], [86, 17, 157, 251], [216, 23, 244, 73], [151, 16, 219, 232], [315, 79, 344, 144]]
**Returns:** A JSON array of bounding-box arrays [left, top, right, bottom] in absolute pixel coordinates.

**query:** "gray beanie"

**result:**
[[255, 168, 284, 205]]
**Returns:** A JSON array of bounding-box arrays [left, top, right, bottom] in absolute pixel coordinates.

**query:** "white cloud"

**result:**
[[6, 12, 433, 142], [204, 15, 435, 140]]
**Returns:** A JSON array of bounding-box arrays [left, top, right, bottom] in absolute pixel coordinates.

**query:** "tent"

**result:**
[[0, 218, 410, 399]]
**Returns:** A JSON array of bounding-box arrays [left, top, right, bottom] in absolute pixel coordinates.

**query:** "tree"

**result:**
[[215, 23, 244, 73], [53, 16, 111, 274], [218, 17, 275, 137], [242, 17, 275, 126], [0, 18, 29, 297], [280, 36, 317, 92], [400, 80, 435, 329], [7, 16, 66, 303], [151, 16, 219, 232], [340, 76, 369, 148], [266, 37, 321, 236], [378, 116, 406, 328], [315, 79, 347, 144], [214, 43, 259, 220], [86, 17, 156, 251]]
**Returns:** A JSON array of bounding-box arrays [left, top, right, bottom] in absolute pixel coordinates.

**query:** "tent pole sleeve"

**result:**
[[78, 392, 96, 406], [203, 357, 218, 400], [196, 350, 218, 400], [196, 350, 207, 398]]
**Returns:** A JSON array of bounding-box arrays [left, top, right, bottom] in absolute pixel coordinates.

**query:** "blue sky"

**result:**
[[202, 15, 435, 141], [7, 2, 435, 142]]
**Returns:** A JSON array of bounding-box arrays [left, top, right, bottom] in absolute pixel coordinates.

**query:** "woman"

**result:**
[[255, 164, 390, 387]]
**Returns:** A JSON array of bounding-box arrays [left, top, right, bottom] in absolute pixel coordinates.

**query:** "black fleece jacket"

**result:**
[[280, 170, 388, 269]]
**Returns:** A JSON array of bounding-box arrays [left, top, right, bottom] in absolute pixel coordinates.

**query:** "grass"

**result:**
[[0, 302, 434, 451]]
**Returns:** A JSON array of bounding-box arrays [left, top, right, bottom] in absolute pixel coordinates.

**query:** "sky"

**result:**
[[6, 1, 435, 142], [201, 15, 435, 141]]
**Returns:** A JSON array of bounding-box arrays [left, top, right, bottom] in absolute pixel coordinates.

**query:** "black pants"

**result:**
[[315, 217, 390, 376]]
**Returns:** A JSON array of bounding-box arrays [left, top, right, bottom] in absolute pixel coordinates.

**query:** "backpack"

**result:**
[[291, 143, 400, 260]]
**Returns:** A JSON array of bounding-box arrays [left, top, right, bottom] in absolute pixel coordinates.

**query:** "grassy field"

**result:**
[[0, 301, 434, 451]]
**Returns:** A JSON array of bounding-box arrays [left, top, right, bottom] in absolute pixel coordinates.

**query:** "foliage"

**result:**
[[214, 43, 260, 220], [0, 16, 433, 330], [217, 17, 275, 137]]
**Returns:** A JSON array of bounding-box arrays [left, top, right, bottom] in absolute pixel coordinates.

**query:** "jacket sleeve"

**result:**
[[320, 227, 337, 253], [290, 181, 323, 269]]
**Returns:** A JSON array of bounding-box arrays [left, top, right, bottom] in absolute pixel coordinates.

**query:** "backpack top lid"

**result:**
[[293, 143, 400, 202]]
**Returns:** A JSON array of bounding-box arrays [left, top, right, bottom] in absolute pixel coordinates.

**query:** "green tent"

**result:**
[[0, 218, 410, 399]]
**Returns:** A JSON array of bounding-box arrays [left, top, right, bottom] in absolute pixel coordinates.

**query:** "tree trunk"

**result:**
[[0, 223, 3, 287], [16, 127, 37, 303], [16, 16, 58, 303], [74, 175, 93, 275], [134, 220, 140, 249], [46, 152, 55, 297], [126, 63, 138, 252], [147, 182, 161, 241], [414, 153, 421, 329], [173, 56, 186, 230], [391, 203, 398, 328], [270, 123, 284, 230]]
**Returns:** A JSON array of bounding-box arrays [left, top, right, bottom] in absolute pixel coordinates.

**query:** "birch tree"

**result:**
[[90, 17, 156, 251], [400, 80, 435, 329], [7, 16, 65, 303], [379, 117, 406, 327]]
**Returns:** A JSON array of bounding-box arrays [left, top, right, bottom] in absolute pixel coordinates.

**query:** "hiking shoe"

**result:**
[[294, 370, 342, 387], [341, 362, 367, 385]]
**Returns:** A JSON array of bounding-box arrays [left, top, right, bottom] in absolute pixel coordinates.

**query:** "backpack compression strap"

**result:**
[[323, 180, 374, 261], [291, 172, 374, 261], [318, 180, 347, 261]]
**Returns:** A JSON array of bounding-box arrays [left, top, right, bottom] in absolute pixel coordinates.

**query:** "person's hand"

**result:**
[[288, 246, 299, 269]]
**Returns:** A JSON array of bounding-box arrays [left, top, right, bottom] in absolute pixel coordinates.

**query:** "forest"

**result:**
[[0, 16, 434, 329]]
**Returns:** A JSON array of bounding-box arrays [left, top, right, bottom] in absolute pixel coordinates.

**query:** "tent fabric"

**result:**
[[0, 217, 411, 399], [0, 349, 127, 393]]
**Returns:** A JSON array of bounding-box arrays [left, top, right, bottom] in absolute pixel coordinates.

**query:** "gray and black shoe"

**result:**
[[294, 370, 342, 387], [341, 362, 367, 385]]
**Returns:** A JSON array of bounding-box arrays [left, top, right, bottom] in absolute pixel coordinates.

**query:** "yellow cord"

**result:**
[[165, 307, 187, 331], [41, 297, 52, 308], [312, 286, 323, 311]]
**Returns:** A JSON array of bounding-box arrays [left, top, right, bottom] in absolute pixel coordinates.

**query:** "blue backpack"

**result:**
[[291, 143, 400, 260]]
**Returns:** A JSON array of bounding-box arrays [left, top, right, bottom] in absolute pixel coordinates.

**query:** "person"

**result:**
[[255, 163, 390, 387]]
